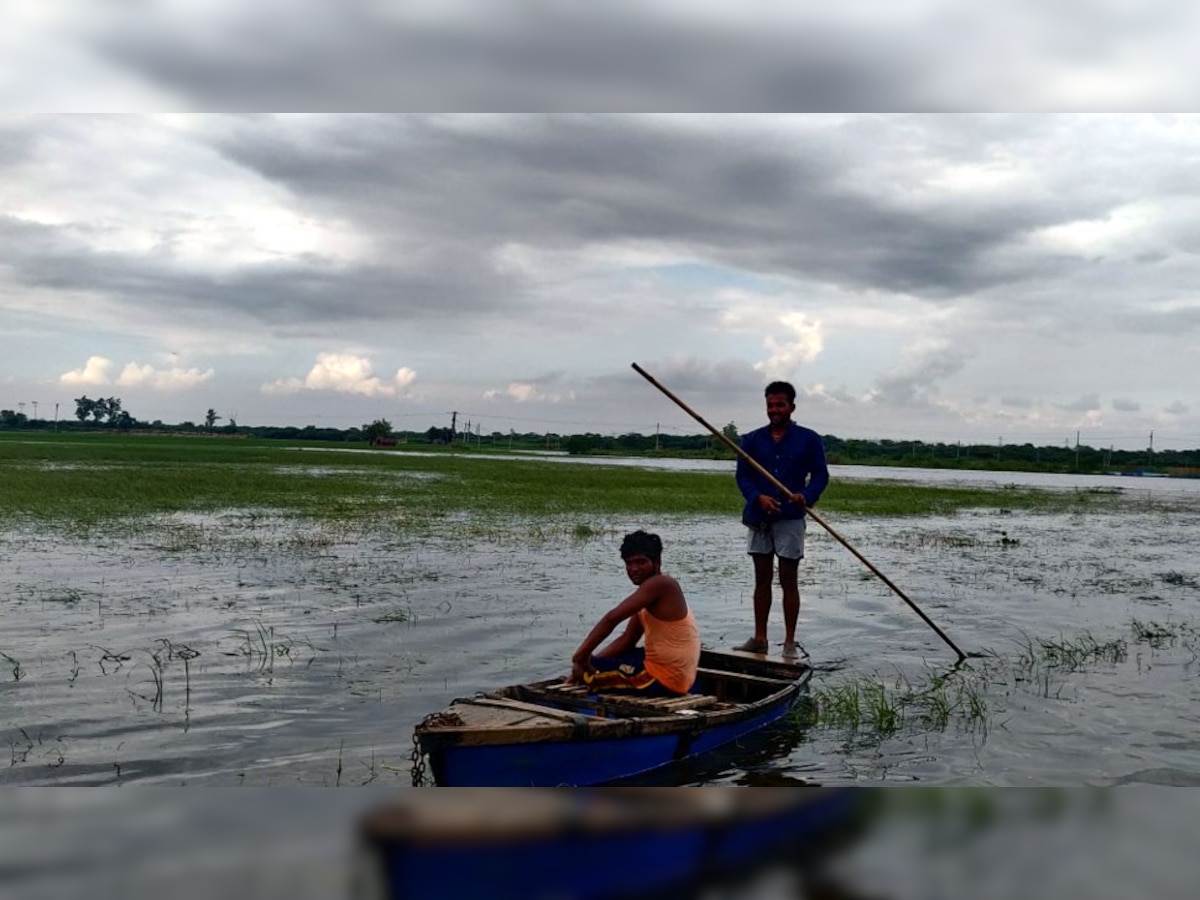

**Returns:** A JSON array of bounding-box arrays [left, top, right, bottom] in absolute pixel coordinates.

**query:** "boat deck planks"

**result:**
[[517, 684, 732, 719]]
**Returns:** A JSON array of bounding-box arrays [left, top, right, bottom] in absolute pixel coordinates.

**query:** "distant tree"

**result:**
[[75, 396, 96, 422], [114, 411, 134, 431], [363, 418, 394, 443], [721, 422, 739, 443], [86, 396, 121, 423], [564, 434, 594, 455], [0, 409, 28, 427], [205, 408, 220, 429]]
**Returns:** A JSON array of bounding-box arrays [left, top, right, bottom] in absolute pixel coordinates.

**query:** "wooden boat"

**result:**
[[412, 647, 811, 787], [357, 787, 865, 900]]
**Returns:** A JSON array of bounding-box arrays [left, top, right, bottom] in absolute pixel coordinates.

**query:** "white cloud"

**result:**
[[261, 353, 416, 397], [755, 311, 824, 375], [58, 356, 213, 390], [718, 293, 825, 376], [1034, 203, 1158, 257], [59, 356, 113, 386], [116, 363, 214, 390], [482, 381, 576, 404]]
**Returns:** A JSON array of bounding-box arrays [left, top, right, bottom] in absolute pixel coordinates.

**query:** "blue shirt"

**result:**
[[737, 422, 829, 526]]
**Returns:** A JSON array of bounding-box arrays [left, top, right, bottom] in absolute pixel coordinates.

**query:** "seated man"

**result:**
[[568, 530, 700, 697]]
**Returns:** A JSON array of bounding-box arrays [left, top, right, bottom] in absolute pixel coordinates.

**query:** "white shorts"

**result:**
[[746, 517, 806, 560]]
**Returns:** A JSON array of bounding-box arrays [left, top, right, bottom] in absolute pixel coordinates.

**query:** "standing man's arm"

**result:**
[[737, 430, 780, 515]]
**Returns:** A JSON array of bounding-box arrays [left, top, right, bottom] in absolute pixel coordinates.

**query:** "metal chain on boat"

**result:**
[[409, 711, 464, 787], [409, 724, 428, 787]]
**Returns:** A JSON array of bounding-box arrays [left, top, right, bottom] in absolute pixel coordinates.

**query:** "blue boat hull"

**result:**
[[434, 694, 796, 787]]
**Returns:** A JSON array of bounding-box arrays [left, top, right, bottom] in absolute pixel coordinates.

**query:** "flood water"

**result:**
[[1, 461, 1198, 787]]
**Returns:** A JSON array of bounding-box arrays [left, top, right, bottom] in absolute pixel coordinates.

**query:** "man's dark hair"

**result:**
[[620, 530, 662, 563], [764, 381, 796, 403]]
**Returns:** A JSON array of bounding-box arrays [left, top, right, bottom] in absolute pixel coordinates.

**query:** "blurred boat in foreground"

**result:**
[[356, 787, 866, 900]]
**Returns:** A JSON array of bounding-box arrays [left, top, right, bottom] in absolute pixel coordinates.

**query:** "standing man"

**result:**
[[736, 381, 829, 658]]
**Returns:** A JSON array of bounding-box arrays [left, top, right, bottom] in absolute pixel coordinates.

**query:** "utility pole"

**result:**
[[450, 411, 457, 443], [32, 401, 38, 420], [655, 422, 660, 452], [1075, 430, 1080, 470], [54, 402, 59, 432]]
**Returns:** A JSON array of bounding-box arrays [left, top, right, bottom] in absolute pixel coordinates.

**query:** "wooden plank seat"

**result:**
[[597, 693, 721, 712], [544, 682, 591, 696], [541, 682, 720, 711], [695, 667, 796, 688], [516, 685, 728, 718]]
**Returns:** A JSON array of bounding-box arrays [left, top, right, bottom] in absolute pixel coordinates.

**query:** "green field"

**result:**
[[0, 432, 1131, 530]]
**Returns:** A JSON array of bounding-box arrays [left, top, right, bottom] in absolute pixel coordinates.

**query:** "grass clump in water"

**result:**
[[1129, 619, 1200, 649], [795, 668, 989, 736], [1017, 633, 1128, 673]]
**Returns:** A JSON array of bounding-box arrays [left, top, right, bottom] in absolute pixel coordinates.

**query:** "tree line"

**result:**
[[2, 402, 1197, 473]]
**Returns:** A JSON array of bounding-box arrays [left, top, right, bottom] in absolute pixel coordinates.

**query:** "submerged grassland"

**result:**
[[0, 433, 1134, 531], [2, 433, 1198, 785]]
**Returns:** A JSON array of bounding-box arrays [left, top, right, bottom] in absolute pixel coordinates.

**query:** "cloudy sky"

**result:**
[[3, 11, 1198, 450]]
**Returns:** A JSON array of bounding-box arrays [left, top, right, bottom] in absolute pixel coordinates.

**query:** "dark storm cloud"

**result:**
[[3, 112, 1170, 339], [871, 349, 968, 408], [1057, 394, 1102, 413], [5, 113, 1196, 345], [208, 114, 1095, 302], [0, 214, 522, 329], [1001, 396, 1034, 408], [1119, 304, 1200, 335], [86, 7, 930, 112], [629, 357, 762, 400], [76, 1, 1200, 113]]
